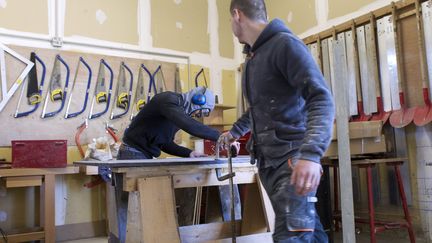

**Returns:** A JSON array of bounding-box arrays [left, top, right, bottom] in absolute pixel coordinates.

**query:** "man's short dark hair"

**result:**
[[230, 0, 267, 22]]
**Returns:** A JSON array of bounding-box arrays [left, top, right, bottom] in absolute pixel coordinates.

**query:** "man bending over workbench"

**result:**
[[111, 87, 221, 243]]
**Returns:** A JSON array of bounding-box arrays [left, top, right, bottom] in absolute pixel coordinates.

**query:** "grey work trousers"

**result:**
[[258, 159, 329, 243]]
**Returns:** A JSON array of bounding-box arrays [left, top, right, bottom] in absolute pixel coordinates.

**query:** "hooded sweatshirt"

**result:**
[[230, 19, 335, 167], [123, 88, 220, 158]]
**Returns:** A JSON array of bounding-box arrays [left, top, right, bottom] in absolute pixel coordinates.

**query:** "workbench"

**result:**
[[0, 166, 79, 243], [74, 156, 275, 243]]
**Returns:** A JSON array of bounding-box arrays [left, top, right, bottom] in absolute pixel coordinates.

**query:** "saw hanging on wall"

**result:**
[[41, 54, 70, 118], [130, 64, 151, 120], [64, 57, 92, 119], [14, 52, 46, 118], [88, 59, 114, 120], [151, 65, 167, 95], [110, 61, 133, 120], [0, 43, 34, 113]]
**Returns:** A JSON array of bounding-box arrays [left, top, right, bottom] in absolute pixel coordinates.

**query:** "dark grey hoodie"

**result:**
[[230, 19, 335, 167]]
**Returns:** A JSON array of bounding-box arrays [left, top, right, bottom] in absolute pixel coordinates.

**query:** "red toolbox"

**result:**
[[12, 140, 68, 168]]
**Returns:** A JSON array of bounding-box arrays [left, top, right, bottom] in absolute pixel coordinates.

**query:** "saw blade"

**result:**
[[95, 61, 107, 103], [49, 57, 62, 101], [134, 66, 146, 103]]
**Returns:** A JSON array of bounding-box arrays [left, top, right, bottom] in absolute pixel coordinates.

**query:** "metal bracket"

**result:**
[[51, 37, 63, 47], [215, 168, 235, 181]]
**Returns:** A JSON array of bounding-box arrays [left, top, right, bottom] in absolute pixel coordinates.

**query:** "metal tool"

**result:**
[[110, 62, 133, 120], [130, 64, 151, 119], [147, 66, 158, 102], [195, 68, 208, 88], [353, 24, 371, 121], [88, 59, 114, 120], [174, 66, 182, 93], [152, 65, 167, 94], [214, 140, 236, 242], [0, 43, 34, 113], [344, 26, 359, 117], [64, 57, 92, 119], [388, 3, 416, 128], [321, 38, 333, 92], [14, 52, 46, 118], [377, 15, 394, 112], [41, 54, 70, 118], [413, 0, 432, 126]]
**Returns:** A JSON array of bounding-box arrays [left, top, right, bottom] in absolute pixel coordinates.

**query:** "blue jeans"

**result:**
[[111, 143, 150, 243], [259, 159, 328, 243]]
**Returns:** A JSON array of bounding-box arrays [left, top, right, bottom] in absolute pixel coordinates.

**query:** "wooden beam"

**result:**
[[41, 174, 56, 243], [179, 221, 241, 243], [0, 166, 78, 178], [124, 170, 256, 192], [7, 231, 45, 243], [205, 232, 273, 243], [5, 176, 42, 188], [138, 176, 180, 243], [256, 175, 275, 233]]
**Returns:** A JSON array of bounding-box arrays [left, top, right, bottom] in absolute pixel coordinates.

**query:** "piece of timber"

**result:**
[[74, 156, 251, 168], [5, 176, 42, 188], [179, 221, 242, 243], [206, 232, 273, 243], [0, 166, 79, 177], [123, 167, 257, 192]]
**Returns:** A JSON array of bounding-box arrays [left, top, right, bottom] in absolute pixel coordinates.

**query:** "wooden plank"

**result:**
[[5, 176, 42, 188], [74, 156, 252, 168], [205, 232, 273, 243], [41, 174, 56, 243], [0, 166, 79, 177], [7, 231, 45, 243], [324, 135, 387, 157], [179, 221, 241, 243], [240, 183, 268, 235], [126, 191, 142, 243], [79, 165, 99, 175], [256, 175, 275, 233], [124, 169, 256, 192], [138, 176, 180, 243], [331, 120, 383, 140], [106, 183, 119, 239]]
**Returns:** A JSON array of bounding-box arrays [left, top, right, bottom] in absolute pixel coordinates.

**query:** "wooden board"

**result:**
[[5, 175, 42, 188], [179, 221, 241, 243], [0, 166, 78, 177], [74, 156, 251, 168], [138, 176, 180, 243], [41, 174, 55, 243], [0, 44, 177, 146], [125, 191, 141, 243], [205, 232, 273, 243]]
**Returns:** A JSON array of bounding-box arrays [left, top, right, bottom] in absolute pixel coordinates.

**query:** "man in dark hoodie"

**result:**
[[112, 87, 221, 243], [118, 86, 220, 160], [219, 0, 335, 242]]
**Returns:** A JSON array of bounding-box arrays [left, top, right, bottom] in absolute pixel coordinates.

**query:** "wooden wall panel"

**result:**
[[0, 45, 176, 146]]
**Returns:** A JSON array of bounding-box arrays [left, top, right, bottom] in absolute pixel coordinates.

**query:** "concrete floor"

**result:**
[[61, 230, 428, 243]]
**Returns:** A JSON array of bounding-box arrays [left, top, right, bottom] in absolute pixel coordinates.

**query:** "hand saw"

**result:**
[[110, 62, 133, 120], [14, 52, 46, 118], [41, 55, 70, 118], [115, 62, 129, 110], [135, 64, 151, 110], [88, 59, 114, 120]]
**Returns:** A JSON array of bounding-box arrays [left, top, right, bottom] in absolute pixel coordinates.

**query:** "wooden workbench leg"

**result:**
[[126, 191, 141, 243], [40, 174, 55, 243], [106, 183, 119, 241], [137, 176, 180, 243]]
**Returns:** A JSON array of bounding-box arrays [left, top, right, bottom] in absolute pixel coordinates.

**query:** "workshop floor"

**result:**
[[61, 230, 428, 243]]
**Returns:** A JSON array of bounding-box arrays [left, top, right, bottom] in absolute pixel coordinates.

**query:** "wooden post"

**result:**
[[41, 174, 56, 243], [332, 37, 356, 242]]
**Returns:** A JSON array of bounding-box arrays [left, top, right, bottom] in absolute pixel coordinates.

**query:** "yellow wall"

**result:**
[[217, 0, 234, 59], [266, 0, 317, 35], [64, 0, 139, 45], [0, 0, 48, 34], [328, 0, 376, 19], [151, 0, 210, 53]]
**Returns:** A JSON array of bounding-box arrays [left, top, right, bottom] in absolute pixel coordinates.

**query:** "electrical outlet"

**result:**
[[0, 211, 6, 222], [51, 37, 63, 47]]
